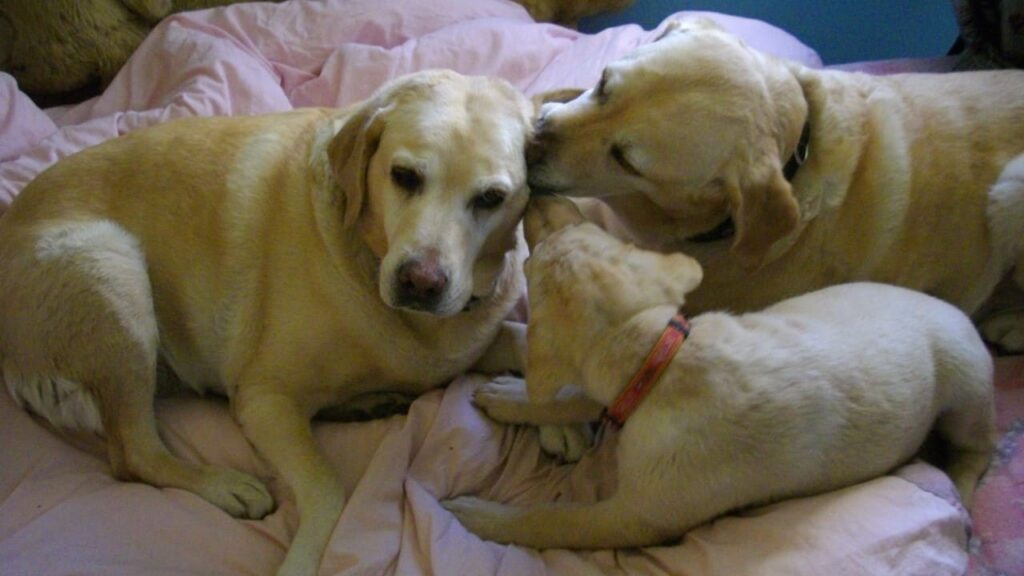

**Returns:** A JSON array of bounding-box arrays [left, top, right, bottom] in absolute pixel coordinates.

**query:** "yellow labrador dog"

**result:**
[[527, 18, 1024, 350], [0, 70, 532, 576], [443, 196, 995, 549]]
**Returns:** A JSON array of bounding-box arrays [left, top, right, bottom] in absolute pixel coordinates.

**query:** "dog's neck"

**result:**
[[784, 66, 870, 225], [575, 303, 689, 406]]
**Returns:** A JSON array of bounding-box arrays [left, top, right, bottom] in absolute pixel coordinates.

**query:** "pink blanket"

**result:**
[[0, 1, 1003, 574], [0, 0, 821, 211]]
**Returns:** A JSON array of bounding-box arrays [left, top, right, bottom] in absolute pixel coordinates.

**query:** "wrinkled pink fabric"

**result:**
[[0, 1, 979, 575], [0, 376, 970, 576]]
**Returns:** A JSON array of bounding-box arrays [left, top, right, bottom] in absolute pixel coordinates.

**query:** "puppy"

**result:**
[[526, 18, 1024, 351], [0, 70, 532, 576], [442, 195, 995, 550]]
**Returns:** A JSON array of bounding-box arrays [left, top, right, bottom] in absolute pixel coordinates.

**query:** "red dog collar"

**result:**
[[603, 308, 690, 428]]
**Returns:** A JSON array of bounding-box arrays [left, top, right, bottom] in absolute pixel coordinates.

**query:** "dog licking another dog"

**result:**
[[0, 14, 1014, 566], [527, 18, 1024, 350], [444, 17, 1021, 548]]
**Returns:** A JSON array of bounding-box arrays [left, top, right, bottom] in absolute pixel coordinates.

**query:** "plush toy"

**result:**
[[0, 0, 633, 103], [0, 1, 267, 100], [519, 0, 634, 28]]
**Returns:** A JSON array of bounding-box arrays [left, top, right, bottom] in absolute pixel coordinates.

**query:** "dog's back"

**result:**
[[723, 282, 994, 502]]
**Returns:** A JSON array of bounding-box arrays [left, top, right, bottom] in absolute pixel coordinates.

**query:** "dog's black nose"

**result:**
[[396, 256, 448, 309]]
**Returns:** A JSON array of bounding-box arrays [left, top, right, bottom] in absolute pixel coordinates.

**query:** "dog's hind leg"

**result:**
[[936, 407, 996, 510], [933, 352, 997, 510], [443, 492, 675, 549], [1, 221, 272, 519]]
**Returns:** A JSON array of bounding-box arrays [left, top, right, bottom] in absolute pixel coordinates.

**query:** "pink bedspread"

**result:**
[[0, 1, 1015, 574]]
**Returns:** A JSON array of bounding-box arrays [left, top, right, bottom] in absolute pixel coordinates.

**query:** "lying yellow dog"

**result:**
[[0, 70, 532, 576], [527, 18, 1024, 350], [444, 195, 995, 549]]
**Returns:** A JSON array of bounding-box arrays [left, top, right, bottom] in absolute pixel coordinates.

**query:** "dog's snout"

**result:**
[[533, 108, 551, 134], [527, 129, 556, 170], [397, 255, 448, 308]]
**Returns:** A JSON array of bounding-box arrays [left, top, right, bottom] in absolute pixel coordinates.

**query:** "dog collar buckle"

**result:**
[[603, 307, 690, 428]]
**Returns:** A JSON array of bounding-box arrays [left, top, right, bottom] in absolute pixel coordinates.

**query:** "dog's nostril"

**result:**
[[398, 260, 448, 298]]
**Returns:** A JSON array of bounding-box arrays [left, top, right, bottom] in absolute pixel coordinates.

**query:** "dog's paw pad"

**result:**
[[198, 466, 274, 519], [538, 423, 593, 463]]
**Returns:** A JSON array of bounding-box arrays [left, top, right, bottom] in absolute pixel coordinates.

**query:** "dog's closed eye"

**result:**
[[471, 188, 507, 211], [610, 144, 642, 177], [391, 165, 423, 194]]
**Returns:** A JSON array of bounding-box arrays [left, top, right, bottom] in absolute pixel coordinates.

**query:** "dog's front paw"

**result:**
[[979, 310, 1024, 353], [473, 375, 531, 423], [442, 496, 515, 543], [538, 423, 593, 463], [197, 465, 275, 519]]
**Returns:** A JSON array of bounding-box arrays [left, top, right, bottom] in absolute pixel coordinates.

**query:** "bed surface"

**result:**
[[0, 1, 1020, 574]]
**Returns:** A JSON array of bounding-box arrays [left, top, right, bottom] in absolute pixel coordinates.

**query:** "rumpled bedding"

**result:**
[[0, 1, 1016, 574]]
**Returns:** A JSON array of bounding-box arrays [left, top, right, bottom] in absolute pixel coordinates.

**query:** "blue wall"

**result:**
[[578, 1, 960, 65]]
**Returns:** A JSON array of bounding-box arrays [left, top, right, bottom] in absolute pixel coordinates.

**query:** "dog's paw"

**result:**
[[442, 496, 514, 542], [473, 375, 530, 423], [538, 423, 593, 463], [197, 465, 275, 519], [979, 310, 1024, 353]]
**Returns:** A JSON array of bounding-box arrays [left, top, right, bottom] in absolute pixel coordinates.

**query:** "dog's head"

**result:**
[[522, 195, 702, 400], [524, 195, 703, 332], [527, 18, 808, 267], [327, 70, 533, 316]]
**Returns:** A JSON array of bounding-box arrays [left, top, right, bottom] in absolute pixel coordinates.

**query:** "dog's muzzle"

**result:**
[[525, 117, 556, 171], [394, 255, 449, 312]]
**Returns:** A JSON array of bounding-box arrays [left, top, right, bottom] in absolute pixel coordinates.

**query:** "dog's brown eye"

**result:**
[[610, 144, 642, 177], [391, 166, 423, 193], [472, 188, 506, 211]]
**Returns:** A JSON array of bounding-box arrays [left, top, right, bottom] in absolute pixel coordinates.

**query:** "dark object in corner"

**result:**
[[952, 0, 1024, 69]]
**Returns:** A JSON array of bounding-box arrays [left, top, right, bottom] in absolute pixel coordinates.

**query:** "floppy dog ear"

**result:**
[[523, 196, 587, 250], [727, 165, 800, 268], [328, 102, 388, 229], [652, 252, 704, 301]]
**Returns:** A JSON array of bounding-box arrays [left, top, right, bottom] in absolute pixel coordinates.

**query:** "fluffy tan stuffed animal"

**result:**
[[519, 0, 634, 27], [0, 0, 259, 99]]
